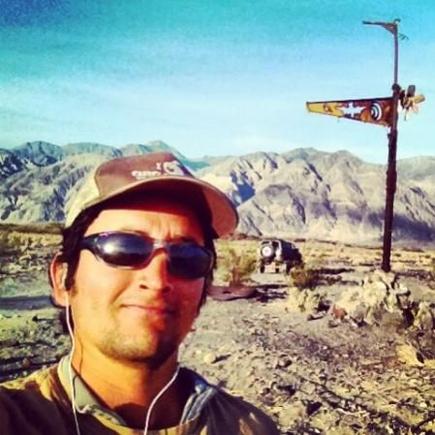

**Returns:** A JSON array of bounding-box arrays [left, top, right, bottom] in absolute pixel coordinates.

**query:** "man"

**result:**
[[0, 152, 279, 434]]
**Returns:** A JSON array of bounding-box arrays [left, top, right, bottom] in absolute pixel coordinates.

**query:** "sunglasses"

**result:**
[[79, 232, 214, 279]]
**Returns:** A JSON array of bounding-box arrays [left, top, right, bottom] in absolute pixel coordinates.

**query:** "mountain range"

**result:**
[[1, 140, 434, 244]]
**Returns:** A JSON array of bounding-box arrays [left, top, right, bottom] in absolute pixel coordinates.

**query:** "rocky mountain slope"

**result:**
[[199, 149, 435, 242], [0, 141, 434, 243]]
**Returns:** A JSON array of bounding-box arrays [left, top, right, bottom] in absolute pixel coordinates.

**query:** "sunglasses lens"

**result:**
[[85, 233, 213, 278], [96, 233, 152, 267], [168, 243, 213, 279]]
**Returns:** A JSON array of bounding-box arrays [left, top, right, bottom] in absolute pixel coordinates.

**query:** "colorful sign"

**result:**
[[306, 97, 393, 127]]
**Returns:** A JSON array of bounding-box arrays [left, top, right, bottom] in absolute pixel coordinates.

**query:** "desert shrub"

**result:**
[[294, 238, 306, 243], [0, 231, 8, 256], [0, 230, 21, 256], [218, 247, 257, 286], [431, 258, 435, 281], [231, 232, 260, 241], [290, 265, 321, 290], [0, 222, 62, 235], [287, 286, 329, 313]]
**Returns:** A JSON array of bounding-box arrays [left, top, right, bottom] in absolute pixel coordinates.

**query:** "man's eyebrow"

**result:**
[[115, 229, 199, 242], [116, 227, 149, 235]]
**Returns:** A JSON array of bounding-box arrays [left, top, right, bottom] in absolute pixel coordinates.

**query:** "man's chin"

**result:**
[[101, 337, 178, 369], [129, 350, 176, 369]]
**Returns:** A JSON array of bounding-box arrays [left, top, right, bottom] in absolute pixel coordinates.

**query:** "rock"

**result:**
[[32, 313, 56, 322], [396, 343, 424, 367], [5, 264, 22, 274], [21, 358, 31, 369], [203, 352, 218, 364], [305, 400, 322, 416], [396, 292, 414, 310], [331, 305, 347, 320], [385, 292, 398, 312], [364, 285, 387, 305], [370, 280, 389, 292], [19, 254, 32, 262], [327, 319, 340, 328], [276, 383, 297, 397], [307, 312, 327, 321], [277, 401, 306, 427], [365, 304, 384, 326], [276, 356, 292, 369], [322, 392, 341, 408], [413, 301, 434, 331], [348, 302, 367, 326], [379, 311, 404, 331], [371, 270, 397, 289]]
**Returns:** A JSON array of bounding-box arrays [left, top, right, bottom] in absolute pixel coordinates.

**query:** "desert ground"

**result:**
[[0, 225, 434, 434]]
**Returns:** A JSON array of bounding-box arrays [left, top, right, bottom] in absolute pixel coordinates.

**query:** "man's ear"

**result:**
[[50, 256, 69, 307]]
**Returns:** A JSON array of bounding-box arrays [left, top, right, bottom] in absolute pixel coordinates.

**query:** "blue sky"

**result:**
[[1, 0, 434, 162]]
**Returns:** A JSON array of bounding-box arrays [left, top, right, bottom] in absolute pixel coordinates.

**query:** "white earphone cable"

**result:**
[[65, 297, 82, 435], [64, 294, 180, 435], [143, 365, 180, 435]]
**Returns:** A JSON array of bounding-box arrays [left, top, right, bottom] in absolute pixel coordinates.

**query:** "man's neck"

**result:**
[[71, 346, 190, 429]]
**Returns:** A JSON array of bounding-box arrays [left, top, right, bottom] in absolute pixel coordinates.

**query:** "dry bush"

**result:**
[[0, 222, 62, 235], [290, 265, 321, 290], [427, 258, 435, 288], [0, 230, 21, 256], [218, 247, 257, 286], [287, 286, 329, 313]]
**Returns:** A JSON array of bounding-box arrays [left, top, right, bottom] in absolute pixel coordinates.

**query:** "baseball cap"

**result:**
[[65, 152, 238, 237]]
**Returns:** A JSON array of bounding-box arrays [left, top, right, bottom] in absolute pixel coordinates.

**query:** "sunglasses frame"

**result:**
[[79, 231, 214, 279]]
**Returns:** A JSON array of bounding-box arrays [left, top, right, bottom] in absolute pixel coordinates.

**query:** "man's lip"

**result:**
[[120, 303, 175, 314]]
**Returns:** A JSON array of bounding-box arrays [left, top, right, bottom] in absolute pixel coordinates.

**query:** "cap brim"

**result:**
[[83, 175, 238, 238]]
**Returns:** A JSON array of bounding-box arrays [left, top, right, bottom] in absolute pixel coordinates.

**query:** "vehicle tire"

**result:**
[[285, 263, 291, 274], [259, 264, 265, 273], [275, 265, 280, 273]]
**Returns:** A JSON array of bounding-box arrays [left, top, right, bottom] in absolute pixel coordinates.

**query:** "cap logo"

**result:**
[[131, 160, 186, 180], [65, 151, 237, 236]]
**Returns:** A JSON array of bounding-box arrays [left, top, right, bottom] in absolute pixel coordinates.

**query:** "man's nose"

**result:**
[[138, 249, 173, 292]]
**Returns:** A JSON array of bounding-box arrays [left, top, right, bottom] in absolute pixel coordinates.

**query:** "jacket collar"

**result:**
[[57, 354, 217, 427]]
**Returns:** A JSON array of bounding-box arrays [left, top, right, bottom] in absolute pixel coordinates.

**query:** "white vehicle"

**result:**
[[257, 239, 302, 274]]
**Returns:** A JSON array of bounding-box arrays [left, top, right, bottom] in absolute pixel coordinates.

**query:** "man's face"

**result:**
[[69, 197, 206, 367]]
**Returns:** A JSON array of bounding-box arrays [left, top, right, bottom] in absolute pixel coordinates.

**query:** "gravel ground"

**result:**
[[181, 289, 434, 434], [1, 286, 433, 434]]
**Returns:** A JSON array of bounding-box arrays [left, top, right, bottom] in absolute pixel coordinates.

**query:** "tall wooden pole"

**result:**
[[363, 19, 401, 272], [381, 22, 400, 272], [382, 82, 400, 272]]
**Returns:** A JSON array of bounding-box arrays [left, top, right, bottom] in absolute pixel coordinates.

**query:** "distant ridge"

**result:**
[[0, 140, 434, 243]]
